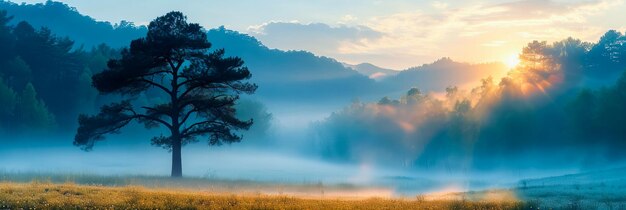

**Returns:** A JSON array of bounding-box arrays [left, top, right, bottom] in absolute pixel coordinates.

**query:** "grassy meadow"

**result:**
[[1, 171, 625, 209], [0, 182, 535, 210]]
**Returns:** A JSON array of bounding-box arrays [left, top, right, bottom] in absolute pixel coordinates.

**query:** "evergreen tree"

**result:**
[[1, 57, 32, 90], [0, 78, 17, 131], [15, 83, 56, 131], [12, 21, 82, 129], [0, 10, 14, 62], [75, 12, 256, 177], [77, 68, 98, 114]]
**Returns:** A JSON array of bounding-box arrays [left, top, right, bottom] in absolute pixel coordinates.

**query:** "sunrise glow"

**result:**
[[505, 54, 520, 69]]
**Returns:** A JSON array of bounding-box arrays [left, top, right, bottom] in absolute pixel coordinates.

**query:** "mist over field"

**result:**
[[2, 2, 626, 207]]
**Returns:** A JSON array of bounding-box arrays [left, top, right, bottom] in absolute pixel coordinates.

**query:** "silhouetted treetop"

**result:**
[[146, 11, 209, 53]]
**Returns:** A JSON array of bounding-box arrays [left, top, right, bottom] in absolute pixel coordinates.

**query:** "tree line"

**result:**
[[0, 10, 120, 134]]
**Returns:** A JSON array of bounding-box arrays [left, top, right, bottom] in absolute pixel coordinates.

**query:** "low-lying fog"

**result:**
[[0, 100, 587, 196]]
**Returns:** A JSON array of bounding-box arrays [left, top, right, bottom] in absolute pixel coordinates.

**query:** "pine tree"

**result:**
[[0, 78, 17, 131], [15, 83, 56, 131], [75, 12, 256, 177]]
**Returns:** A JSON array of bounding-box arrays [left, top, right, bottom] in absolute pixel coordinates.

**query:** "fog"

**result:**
[[0, 88, 603, 195], [0, 92, 576, 195], [0, 134, 580, 196]]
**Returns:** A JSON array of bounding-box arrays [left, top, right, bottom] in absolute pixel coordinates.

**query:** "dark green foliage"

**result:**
[[0, 10, 14, 62], [0, 9, 120, 133], [586, 30, 626, 78], [12, 21, 82, 126], [0, 78, 17, 132], [1, 57, 31, 91], [74, 12, 256, 177], [567, 73, 626, 152], [14, 83, 56, 131]]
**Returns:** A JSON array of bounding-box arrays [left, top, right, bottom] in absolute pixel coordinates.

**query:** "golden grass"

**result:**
[[0, 182, 535, 210]]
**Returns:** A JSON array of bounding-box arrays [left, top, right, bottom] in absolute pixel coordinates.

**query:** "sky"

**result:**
[[14, 0, 626, 69]]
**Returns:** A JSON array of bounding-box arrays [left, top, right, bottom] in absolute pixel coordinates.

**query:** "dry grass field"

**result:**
[[0, 182, 535, 210], [3, 171, 623, 209]]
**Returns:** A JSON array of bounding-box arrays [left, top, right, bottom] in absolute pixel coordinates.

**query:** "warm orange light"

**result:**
[[504, 54, 520, 69]]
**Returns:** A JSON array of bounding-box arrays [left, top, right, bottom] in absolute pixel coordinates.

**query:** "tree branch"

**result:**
[[127, 107, 173, 129], [179, 83, 229, 99], [138, 78, 172, 95], [135, 114, 173, 130], [140, 70, 172, 77], [181, 120, 226, 136], [180, 108, 198, 125]]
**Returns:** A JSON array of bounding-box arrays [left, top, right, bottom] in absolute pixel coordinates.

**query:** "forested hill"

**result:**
[[0, 1, 146, 48]]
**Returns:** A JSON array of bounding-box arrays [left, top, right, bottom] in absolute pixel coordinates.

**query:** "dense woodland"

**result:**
[[0, 10, 117, 133]]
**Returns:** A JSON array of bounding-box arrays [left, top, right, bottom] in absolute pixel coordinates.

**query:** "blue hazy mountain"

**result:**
[[381, 57, 508, 93], [0, 1, 146, 48], [206, 27, 378, 101], [343, 62, 399, 81]]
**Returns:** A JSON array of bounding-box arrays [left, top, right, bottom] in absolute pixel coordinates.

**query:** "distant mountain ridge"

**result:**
[[381, 57, 508, 93], [0, 0, 146, 48], [206, 27, 378, 101], [343, 63, 399, 80]]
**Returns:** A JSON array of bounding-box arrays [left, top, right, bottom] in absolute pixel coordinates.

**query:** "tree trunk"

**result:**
[[170, 61, 182, 178], [171, 135, 182, 177]]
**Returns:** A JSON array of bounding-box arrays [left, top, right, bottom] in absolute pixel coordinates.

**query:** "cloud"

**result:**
[[340, 15, 359, 24], [464, 0, 616, 23], [247, 22, 383, 58], [431, 1, 449, 9], [341, 0, 622, 68], [482, 40, 508, 47]]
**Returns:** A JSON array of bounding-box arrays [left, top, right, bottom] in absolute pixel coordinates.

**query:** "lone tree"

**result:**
[[74, 11, 257, 177]]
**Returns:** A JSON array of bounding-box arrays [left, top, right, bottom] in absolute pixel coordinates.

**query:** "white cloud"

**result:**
[[247, 21, 384, 59], [432, 1, 449, 9], [340, 15, 358, 24], [337, 0, 622, 68], [482, 40, 508, 47]]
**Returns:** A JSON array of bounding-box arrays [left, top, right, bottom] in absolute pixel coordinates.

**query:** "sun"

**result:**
[[505, 54, 520, 69]]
